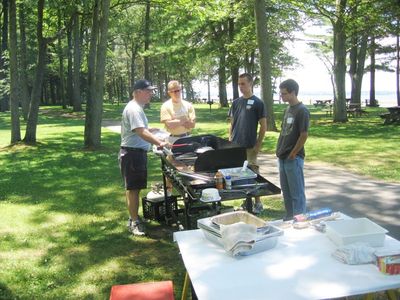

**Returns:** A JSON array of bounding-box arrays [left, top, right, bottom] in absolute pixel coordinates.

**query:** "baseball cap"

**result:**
[[133, 79, 156, 91]]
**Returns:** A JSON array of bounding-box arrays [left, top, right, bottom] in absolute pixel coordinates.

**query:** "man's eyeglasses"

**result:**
[[169, 89, 181, 94]]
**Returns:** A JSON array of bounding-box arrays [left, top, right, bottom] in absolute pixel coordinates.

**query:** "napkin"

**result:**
[[220, 222, 257, 256], [332, 242, 376, 265]]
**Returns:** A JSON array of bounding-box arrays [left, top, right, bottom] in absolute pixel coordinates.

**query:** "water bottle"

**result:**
[[294, 208, 332, 222], [224, 175, 232, 190]]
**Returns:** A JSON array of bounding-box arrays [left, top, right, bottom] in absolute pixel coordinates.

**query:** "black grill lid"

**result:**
[[171, 134, 246, 172]]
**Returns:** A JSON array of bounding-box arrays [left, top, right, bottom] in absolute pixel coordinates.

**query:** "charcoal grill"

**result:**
[[158, 134, 281, 229]]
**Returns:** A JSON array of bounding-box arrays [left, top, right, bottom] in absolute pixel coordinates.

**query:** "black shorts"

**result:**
[[118, 148, 147, 190]]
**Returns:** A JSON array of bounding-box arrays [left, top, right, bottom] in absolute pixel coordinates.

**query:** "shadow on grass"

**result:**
[[0, 128, 185, 298], [0, 281, 16, 300]]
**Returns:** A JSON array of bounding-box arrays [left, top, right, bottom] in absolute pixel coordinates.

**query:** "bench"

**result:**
[[313, 100, 332, 107], [347, 103, 368, 117], [380, 107, 400, 125], [321, 104, 333, 116]]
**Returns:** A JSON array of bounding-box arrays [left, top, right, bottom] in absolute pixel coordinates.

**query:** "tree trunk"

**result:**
[[24, 0, 47, 144], [228, 15, 239, 101], [349, 34, 367, 105], [231, 67, 239, 101], [84, 0, 110, 149], [50, 76, 57, 105], [18, 2, 30, 119], [397, 20, 400, 106], [218, 49, 228, 107], [72, 10, 82, 111], [57, 9, 66, 109], [254, 0, 276, 131], [66, 28, 73, 106], [9, 0, 20, 144], [144, 0, 150, 79], [369, 36, 377, 107], [130, 42, 139, 90], [332, 0, 348, 123], [207, 74, 211, 103], [0, 0, 9, 112]]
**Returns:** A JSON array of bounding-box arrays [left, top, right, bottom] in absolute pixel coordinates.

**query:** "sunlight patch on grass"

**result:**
[[0, 248, 47, 260]]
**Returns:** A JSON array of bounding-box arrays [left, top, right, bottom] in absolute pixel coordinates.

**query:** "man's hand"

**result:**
[[148, 127, 159, 133], [288, 152, 297, 160], [158, 141, 171, 149], [253, 141, 262, 153]]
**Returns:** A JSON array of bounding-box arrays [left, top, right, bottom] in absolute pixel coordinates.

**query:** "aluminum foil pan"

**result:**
[[211, 211, 267, 229], [197, 216, 283, 256]]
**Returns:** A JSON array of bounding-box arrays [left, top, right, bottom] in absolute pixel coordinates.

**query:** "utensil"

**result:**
[[177, 171, 214, 181], [172, 142, 201, 148], [241, 160, 248, 172], [163, 147, 173, 156]]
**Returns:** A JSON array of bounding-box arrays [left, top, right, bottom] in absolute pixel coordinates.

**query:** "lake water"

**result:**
[[198, 87, 398, 107], [293, 90, 398, 107]]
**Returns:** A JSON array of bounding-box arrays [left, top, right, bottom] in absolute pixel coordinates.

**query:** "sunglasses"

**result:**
[[169, 89, 181, 94]]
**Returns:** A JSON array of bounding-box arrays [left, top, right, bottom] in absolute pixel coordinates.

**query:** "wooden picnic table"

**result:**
[[347, 103, 368, 117], [313, 99, 332, 107], [380, 106, 400, 125]]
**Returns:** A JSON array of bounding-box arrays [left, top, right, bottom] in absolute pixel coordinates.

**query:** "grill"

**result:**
[[158, 134, 281, 229]]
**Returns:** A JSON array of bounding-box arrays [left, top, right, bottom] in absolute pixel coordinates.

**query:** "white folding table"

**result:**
[[174, 225, 400, 300]]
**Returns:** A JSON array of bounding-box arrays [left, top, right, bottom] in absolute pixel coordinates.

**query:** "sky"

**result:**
[[283, 33, 397, 94]]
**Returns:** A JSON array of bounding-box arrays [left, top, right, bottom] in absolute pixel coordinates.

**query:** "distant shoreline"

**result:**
[[196, 89, 398, 107], [295, 91, 398, 107]]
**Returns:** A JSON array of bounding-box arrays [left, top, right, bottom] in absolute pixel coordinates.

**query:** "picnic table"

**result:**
[[347, 103, 368, 117], [313, 99, 332, 107], [380, 106, 400, 125], [313, 100, 332, 116]]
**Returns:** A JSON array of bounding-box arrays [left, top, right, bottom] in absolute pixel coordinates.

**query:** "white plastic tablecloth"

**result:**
[[174, 226, 400, 300]]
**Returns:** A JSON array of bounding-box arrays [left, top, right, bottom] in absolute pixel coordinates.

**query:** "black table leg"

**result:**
[[184, 198, 192, 229], [245, 195, 253, 213]]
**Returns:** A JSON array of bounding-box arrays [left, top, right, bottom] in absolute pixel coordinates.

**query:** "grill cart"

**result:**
[[155, 134, 281, 229]]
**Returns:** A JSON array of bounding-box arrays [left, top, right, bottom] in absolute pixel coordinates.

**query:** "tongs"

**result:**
[[162, 147, 173, 156]]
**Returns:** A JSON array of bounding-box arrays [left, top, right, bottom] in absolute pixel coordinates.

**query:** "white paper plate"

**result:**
[[200, 196, 221, 203]]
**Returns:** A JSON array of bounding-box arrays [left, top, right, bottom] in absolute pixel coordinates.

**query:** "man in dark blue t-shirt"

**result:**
[[228, 73, 267, 214]]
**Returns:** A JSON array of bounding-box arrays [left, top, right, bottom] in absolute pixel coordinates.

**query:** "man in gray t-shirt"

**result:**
[[119, 79, 168, 236], [276, 79, 310, 220]]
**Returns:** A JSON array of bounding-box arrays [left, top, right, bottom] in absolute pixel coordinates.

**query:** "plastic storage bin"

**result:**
[[325, 218, 388, 247], [142, 196, 177, 222]]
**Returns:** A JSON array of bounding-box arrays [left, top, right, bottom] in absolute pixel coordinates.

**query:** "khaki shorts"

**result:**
[[246, 148, 259, 173]]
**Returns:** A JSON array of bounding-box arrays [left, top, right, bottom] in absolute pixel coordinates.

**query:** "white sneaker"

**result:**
[[253, 202, 264, 214], [128, 219, 146, 236]]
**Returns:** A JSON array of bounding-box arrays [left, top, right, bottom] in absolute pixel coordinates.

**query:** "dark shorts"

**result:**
[[118, 148, 147, 190]]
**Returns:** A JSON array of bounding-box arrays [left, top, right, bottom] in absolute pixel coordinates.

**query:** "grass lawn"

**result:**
[[0, 102, 399, 299]]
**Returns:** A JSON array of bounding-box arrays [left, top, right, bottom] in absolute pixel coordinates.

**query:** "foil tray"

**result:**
[[197, 216, 283, 256], [210, 211, 267, 229]]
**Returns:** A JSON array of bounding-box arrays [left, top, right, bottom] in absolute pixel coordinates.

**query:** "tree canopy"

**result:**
[[2, 0, 399, 147]]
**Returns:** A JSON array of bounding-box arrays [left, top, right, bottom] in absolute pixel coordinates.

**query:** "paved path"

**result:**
[[103, 121, 400, 240], [257, 154, 400, 240]]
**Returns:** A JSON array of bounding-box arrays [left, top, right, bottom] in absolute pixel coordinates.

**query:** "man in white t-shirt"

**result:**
[[160, 80, 196, 194], [160, 80, 196, 144]]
